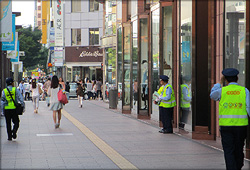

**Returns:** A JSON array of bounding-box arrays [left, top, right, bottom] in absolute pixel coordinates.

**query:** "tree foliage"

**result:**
[[17, 26, 48, 72]]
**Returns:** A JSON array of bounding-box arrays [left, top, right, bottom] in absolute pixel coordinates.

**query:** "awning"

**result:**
[[65, 62, 102, 67]]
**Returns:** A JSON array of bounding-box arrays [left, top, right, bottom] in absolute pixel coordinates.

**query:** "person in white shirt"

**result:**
[[30, 79, 41, 113]]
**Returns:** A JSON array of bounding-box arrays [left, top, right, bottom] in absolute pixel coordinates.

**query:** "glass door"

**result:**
[[122, 25, 132, 111], [139, 17, 149, 115]]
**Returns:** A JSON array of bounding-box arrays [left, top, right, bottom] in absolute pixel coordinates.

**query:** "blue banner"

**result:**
[[2, 14, 16, 51], [11, 41, 19, 63], [181, 41, 191, 63]]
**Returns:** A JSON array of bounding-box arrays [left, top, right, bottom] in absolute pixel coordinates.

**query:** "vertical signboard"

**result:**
[[54, 0, 64, 46], [0, 0, 12, 42], [54, 47, 63, 66], [11, 41, 20, 63], [7, 32, 18, 59], [50, 27, 55, 47], [42, 0, 48, 44], [2, 14, 15, 50]]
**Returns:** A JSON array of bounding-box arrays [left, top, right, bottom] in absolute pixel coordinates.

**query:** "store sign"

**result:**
[[79, 51, 103, 58], [2, 14, 15, 50], [54, 0, 64, 46]]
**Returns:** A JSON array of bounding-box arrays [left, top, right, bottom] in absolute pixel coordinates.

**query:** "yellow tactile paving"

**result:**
[[62, 109, 138, 170]]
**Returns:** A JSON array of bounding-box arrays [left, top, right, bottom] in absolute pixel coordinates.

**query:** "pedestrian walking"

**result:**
[[18, 81, 25, 97], [157, 75, 176, 134], [43, 77, 51, 107], [210, 68, 249, 170], [65, 81, 70, 100], [92, 80, 97, 100], [30, 79, 42, 113], [24, 82, 31, 101], [59, 77, 66, 90], [1, 78, 25, 141], [86, 80, 93, 100], [76, 79, 85, 108], [96, 78, 103, 100], [48, 75, 63, 129]]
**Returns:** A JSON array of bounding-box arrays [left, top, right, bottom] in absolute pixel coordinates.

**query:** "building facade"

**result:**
[[64, 0, 104, 82], [101, 0, 250, 150]]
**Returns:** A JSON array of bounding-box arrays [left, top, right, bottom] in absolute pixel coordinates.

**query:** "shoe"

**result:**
[[81, 105, 82, 108], [159, 129, 165, 133], [7, 138, 12, 141], [12, 131, 17, 139], [55, 123, 59, 129], [47, 103, 50, 107]]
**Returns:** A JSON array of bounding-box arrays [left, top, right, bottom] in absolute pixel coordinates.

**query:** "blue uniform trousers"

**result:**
[[220, 126, 247, 170], [160, 107, 173, 133]]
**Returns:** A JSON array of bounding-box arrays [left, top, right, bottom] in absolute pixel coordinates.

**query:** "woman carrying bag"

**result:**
[[30, 79, 42, 113], [48, 75, 63, 129]]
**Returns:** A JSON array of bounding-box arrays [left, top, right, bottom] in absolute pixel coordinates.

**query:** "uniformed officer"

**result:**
[[157, 75, 176, 134], [1, 78, 25, 141], [210, 68, 250, 170]]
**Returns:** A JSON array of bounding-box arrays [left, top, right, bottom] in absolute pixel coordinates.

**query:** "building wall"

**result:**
[[65, 1, 103, 47]]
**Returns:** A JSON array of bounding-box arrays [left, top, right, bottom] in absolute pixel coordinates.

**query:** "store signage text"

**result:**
[[79, 51, 103, 58]]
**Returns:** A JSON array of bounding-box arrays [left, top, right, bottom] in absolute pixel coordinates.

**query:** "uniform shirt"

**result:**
[[210, 82, 250, 116], [1, 85, 25, 113], [159, 83, 172, 101]]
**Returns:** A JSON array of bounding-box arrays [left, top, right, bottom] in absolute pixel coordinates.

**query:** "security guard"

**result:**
[[1, 78, 25, 141], [210, 68, 249, 170], [158, 75, 176, 134]]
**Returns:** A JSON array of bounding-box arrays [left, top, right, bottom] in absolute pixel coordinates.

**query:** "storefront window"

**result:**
[[73, 67, 80, 82], [123, 26, 131, 109], [132, 20, 138, 110], [105, 47, 116, 100], [225, 0, 246, 86], [179, 1, 192, 131], [151, 8, 160, 119], [163, 6, 173, 83], [140, 18, 148, 111]]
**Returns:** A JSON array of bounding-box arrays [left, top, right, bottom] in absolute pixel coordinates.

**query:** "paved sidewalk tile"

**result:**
[[1, 99, 249, 169]]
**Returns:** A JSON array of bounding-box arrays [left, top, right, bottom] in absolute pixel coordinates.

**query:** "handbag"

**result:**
[[58, 89, 68, 104], [6, 88, 24, 115]]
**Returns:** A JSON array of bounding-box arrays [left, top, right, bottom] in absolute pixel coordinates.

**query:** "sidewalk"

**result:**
[[1, 99, 249, 169]]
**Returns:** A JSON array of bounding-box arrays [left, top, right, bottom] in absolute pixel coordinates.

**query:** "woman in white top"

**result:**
[[30, 79, 41, 113], [48, 75, 63, 129]]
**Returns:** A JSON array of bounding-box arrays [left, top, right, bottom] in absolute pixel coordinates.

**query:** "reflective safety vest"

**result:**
[[157, 86, 164, 107], [180, 84, 191, 108], [3, 87, 16, 110], [219, 85, 248, 126], [161, 84, 176, 108]]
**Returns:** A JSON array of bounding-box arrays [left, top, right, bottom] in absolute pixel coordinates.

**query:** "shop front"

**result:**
[[65, 46, 103, 83]]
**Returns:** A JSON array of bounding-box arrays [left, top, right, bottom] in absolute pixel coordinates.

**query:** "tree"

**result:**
[[17, 26, 48, 72]]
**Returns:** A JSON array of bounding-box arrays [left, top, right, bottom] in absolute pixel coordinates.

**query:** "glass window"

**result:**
[[140, 18, 148, 110], [89, 28, 99, 45], [179, 1, 192, 132], [123, 26, 131, 108], [225, 0, 246, 86], [132, 20, 138, 109], [105, 48, 116, 100], [71, 29, 81, 46], [117, 26, 123, 101], [72, 0, 81, 12], [89, 0, 99, 12], [151, 8, 160, 119]]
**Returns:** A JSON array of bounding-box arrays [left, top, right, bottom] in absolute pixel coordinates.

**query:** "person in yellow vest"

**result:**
[[210, 68, 249, 170], [157, 75, 176, 134], [1, 78, 25, 141], [179, 75, 192, 129]]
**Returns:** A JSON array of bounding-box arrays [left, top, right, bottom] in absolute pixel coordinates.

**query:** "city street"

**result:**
[[1, 99, 249, 169]]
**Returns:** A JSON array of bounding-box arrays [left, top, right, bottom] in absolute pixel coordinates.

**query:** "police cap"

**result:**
[[6, 77, 14, 85], [222, 68, 239, 77], [160, 75, 169, 81], [182, 75, 191, 81]]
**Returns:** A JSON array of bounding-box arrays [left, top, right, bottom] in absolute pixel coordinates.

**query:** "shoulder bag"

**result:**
[[58, 88, 68, 104], [6, 88, 24, 115]]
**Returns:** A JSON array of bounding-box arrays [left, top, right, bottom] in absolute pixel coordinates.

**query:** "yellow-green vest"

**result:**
[[161, 84, 176, 108], [181, 84, 191, 108], [157, 86, 164, 107], [219, 85, 248, 126], [3, 87, 16, 110]]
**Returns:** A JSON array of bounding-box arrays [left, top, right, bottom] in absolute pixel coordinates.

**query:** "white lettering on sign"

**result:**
[[79, 51, 103, 58]]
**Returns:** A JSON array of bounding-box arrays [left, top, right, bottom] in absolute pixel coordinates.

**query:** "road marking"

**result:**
[[37, 133, 73, 137], [61, 109, 138, 170]]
